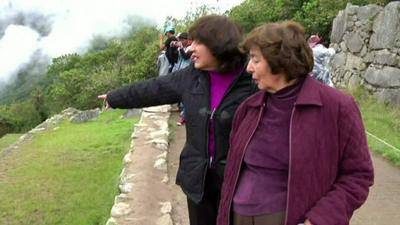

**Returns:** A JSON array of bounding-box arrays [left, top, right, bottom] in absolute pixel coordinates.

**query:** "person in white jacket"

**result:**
[[157, 50, 170, 76], [308, 35, 335, 87]]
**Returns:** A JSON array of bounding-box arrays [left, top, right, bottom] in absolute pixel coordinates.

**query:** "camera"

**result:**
[[170, 41, 181, 48]]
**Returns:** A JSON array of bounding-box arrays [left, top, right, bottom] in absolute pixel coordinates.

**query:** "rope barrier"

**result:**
[[366, 131, 400, 154]]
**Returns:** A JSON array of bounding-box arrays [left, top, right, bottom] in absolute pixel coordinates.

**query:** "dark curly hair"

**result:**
[[189, 15, 247, 74]]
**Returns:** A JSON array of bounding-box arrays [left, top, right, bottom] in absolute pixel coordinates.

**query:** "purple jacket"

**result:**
[[217, 77, 374, 225]]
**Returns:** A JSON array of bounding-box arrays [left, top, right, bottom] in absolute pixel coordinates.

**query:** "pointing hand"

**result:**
[[97, 94, 110, 110]]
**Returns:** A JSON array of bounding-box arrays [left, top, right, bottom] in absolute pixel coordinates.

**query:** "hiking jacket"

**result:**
[[311, 44, 335, 87], [217, 76, 374, 225], [157, 51, 170, 76], [107, 64, 256, 203]]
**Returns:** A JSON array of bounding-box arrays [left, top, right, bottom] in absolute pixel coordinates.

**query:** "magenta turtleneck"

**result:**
[[208, 69, 240, 165]]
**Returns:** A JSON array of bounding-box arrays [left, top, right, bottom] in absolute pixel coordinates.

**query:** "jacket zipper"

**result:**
[[209, 107, 217, 167], [199, 114, 209, 202], [284, 105, 296, 225], [199, 69, 243, 201], [208, 69, 244, 168], [200, 73, 211, 202], [227, 101, 266, 225]]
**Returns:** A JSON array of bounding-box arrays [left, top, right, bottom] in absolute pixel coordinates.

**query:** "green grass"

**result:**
[[350, 88, 400, 166], [0, 109, 138, 225], [0, 133, 22, 153]]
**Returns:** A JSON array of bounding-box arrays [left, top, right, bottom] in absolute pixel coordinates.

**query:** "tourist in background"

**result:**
[[308, 34, 335, 87], [160, 25, 179, 72], [157, 50, 170, 76], [172, 32, 193, 126], [172, 32, 193, 72]]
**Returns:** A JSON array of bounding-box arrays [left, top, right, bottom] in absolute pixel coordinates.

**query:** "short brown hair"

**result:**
[[241, 21, 313, 80], [189, 15, 246, 74]]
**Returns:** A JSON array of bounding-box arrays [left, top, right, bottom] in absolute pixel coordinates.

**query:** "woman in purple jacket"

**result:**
[[217, 21, 374, 225]]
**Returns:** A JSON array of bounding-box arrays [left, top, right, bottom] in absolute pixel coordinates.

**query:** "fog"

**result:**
[[0, 0, 243, 84]]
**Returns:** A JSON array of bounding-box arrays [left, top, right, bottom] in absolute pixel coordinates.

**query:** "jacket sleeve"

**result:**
[[106, 67, 189, 109], [305, 97, 374, 225]]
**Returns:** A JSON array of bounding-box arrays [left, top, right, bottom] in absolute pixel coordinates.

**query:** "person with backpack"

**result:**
[[172, 32, 193, 72], [171, 32, 193, 126], [98, 15, 257, 225], [160, 25, 179, 72]]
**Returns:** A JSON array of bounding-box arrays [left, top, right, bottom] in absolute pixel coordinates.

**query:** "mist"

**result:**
[[0, 0, 244, 88], [0, 0, 157, 85]]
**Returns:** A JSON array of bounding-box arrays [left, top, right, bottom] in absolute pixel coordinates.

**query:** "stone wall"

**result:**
[[106, 105, 173, 225], [330, 2, 400, 106]]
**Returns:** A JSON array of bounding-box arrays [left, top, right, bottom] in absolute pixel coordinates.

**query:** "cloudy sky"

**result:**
[[0, 0, 244, 83]]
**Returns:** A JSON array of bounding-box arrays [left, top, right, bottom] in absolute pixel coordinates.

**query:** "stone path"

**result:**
[[167, 113, 190, 225], [350, 153, 400, 225]]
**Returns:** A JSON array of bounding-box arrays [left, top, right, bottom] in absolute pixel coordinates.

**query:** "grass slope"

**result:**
[[0, 109, 137, 225], [351, 88, 400, 166], [0, 134, 22, 154]]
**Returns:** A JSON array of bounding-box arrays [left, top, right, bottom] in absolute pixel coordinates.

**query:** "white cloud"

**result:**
[[0, 0, 244, 82], [0, 25, 40, 82]]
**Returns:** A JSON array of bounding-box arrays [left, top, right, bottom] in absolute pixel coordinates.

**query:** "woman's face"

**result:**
[[246, 46, 286, 92], [190, 40, 219, 71]]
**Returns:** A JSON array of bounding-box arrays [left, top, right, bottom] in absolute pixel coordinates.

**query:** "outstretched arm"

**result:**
[[99, 68, 190, 109], [97, 94, 110, 110]]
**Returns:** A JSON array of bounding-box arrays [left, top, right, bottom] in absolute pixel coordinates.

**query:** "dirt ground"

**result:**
[[167, 112, 190, 225], [350, 153, 400, 225]]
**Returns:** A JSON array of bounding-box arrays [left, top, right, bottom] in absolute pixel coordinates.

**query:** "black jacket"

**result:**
[[107, 64, 256, 203]]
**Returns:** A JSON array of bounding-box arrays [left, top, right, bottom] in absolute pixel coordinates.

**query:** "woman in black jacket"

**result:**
[[99, 15, 256, 225]]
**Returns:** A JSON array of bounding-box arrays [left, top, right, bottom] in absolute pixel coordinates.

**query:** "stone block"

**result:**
[[364, 66, 400, 88], [70, 108, 100, 123], [375, 89, 400, 106], [345, 54, 365, 71], [111, 203, 131, 217], [345, 32, 363, 53], [331, 9, 348, 43], [154, 158, 167, 171], [373, 49, 398, 66], [119, 183, 134, 193], [370, 2, 400, 49], [160, 201, 172, 214]]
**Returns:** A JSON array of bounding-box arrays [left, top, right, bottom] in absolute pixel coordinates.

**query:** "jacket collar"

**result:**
[[198, 65, 250, 92], [246, 75, 323, 107]]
